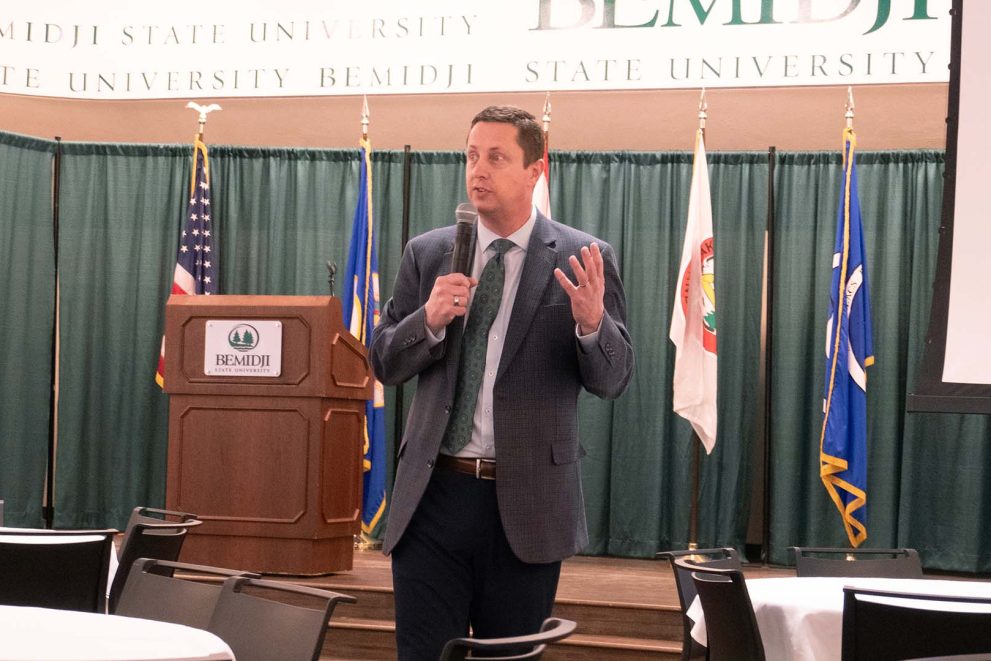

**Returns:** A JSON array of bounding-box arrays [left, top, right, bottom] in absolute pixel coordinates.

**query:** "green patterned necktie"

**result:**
[[442, 238, 515, 454]]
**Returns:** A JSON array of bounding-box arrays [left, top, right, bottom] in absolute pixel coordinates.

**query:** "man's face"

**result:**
[[465, 121, 541, 225]]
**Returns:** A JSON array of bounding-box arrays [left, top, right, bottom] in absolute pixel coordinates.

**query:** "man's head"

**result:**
[[469, 106, 544, 166], [465, 105, 545, 233]]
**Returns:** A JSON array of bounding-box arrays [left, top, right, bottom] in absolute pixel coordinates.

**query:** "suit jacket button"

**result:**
[[444, 405, 451, 413], [427, 459, 435, 468]]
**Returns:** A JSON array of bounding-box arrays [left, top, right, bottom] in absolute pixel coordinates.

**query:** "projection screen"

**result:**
[[909, 0, 991, 414]]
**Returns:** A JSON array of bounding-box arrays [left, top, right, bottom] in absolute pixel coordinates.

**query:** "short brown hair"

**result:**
[[469, 105, 544, 166]]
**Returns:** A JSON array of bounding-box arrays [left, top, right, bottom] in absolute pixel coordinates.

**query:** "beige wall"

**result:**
[[0, 83, 947, 151]]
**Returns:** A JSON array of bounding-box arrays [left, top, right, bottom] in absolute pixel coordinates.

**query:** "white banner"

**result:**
[[0, 0, 951, 99]]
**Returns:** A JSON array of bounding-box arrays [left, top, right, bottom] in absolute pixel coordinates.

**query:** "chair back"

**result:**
[[657, 547, 740, 661], [792, 546, 923, 578], [0, 528, 116, 612], [109, 507, 201, 613], [842, 587, 991, 661], [675, 558, 765, 661], [115, 558, 254, 629], [439, 617, 577, 661], [207, 576, 356, 661]]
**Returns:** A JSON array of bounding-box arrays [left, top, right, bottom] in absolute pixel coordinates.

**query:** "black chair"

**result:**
[[674, 558, 765, 661], [108, 506, 202, 613], [207, 576, 356, 661], [842, 586, 991, 661], [0, 528, 117, 612], [115, 558, 256, 629], [438, 617, 578, 661], [792, 546, 923, 578], [657, 547, 741, 661]]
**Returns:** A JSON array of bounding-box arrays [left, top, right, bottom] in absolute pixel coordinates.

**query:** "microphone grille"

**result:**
[[455, 202, 478, 225]]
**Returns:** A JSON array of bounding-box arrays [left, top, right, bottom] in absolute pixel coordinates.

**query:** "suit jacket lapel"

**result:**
[[497, 214, 558, 381]]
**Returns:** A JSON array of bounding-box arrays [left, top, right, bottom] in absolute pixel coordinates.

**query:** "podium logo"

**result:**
[[228, 324, 260, 352]]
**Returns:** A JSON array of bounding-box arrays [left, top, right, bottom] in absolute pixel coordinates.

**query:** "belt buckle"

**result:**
[[475, 459, 495, 480]]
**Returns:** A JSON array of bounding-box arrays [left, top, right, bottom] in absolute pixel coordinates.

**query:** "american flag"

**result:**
[[155, 137, 216, 387]]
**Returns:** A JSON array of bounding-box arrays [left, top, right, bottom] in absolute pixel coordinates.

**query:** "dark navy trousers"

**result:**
[[391, 467, 562, 661]]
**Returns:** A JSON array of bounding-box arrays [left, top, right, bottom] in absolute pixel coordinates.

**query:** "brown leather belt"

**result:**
[[436, 454, 496, 480]]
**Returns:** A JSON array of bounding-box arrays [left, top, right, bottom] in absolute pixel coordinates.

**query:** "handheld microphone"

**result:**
[[451, 202, 477, 276]]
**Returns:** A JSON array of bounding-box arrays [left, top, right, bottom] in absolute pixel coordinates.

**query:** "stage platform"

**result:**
[[280, 548, 796, 660]]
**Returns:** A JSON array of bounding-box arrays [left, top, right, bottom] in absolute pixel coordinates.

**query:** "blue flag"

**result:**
[[342, 137, 387, 539], [820, 127, 874, 548]]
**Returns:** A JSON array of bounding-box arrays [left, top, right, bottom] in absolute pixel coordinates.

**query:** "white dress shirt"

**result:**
[[428, 207, 599, 459]]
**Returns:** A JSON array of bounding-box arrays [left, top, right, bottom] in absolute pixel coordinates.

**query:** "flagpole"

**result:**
[[842, 88, 854, 555], [687, 89, 708, 552], [542, 92, 551, 140], [845, 86, 855, 129], [361, 95, 370, 141], [533, 92, 552, 219]]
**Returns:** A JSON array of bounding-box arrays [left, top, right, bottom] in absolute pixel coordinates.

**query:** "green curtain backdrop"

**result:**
[[550, 151, 769, 556], [54, 142, 190, 527], [0, 132, 55, 527], [210, 147, 356, 296], [768, 150, 991, 570], [3, 127, 989, 571]]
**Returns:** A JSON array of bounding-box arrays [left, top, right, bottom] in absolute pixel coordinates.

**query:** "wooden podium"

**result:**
[[163, 295, 371, 575]]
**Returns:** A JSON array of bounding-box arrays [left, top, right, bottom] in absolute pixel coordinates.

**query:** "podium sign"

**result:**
[[163, 295, 371, 575], [203, 319, 283, 377]]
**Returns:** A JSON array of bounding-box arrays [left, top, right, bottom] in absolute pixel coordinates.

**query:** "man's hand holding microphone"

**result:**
[[425, 203, 478, 335]]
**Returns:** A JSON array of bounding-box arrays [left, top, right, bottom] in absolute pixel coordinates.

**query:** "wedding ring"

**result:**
[[454, 295, 461, 307]]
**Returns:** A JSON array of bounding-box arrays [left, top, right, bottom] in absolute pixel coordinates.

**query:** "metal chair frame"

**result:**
[[674, 557, 766, 661], [842, 586, 991, 661], [109, 506, 202, 613], [115, 557, 257, 629], [207, 576, 356, 661], [0, 528, 117, 612], [439, 617, 578, 661], [791, 546, 923, 578], [657, 547, 741, 661]]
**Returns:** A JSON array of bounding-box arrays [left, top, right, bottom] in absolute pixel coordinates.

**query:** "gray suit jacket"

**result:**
[[370, 213, 634, 564]]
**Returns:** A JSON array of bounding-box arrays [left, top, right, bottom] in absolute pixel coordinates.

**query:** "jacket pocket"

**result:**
[[552, 440, 587, 465]]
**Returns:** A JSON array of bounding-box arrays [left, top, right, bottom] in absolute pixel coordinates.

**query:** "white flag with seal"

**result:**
[[669, 128, 718, 453]]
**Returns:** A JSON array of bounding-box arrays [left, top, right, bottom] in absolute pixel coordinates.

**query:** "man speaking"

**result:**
[[370, 105, 634, 660]]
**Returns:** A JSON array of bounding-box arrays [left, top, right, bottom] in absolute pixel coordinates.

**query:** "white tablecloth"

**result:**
[[687, 576, 991, 661], [0, 606, 234, 660]]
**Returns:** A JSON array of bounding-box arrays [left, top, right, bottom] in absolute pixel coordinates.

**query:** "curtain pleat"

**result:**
[[0, 132, 55, 527]]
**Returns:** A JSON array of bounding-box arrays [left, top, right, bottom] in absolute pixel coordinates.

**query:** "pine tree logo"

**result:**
[[228, 324, 260, 352]]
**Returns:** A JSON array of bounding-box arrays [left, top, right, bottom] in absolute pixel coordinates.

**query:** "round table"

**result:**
[[688, 576, 991, 660], [0, 606, 234, 660]]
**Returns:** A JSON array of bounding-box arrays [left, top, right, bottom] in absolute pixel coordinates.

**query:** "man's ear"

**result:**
[[528, 157, 545, 186]]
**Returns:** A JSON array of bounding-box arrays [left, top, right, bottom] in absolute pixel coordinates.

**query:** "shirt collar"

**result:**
[[476, 206, 537, 254]]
